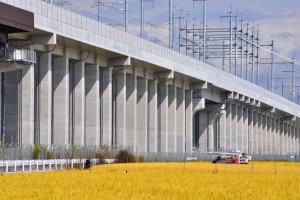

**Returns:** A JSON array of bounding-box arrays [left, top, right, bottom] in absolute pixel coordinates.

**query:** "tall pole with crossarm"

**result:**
[[193, 0, 206, 63]]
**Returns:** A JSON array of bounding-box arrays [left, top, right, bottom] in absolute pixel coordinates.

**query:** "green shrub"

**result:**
[[116, 149, 135, 163], [137, 155, 145, 163], [32, 145, 41, 160]]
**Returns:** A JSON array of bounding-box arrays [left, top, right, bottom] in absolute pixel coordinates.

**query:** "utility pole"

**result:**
[[245, 21, 249, 81], [256, 25, 260, 85], [251, 25, 255, 83], [169, 0, 173, 49], [141, 0, 144, 38], [140, 0, 154, 38], [193, 0, 206, 63], [178, 10, 183, 53], [240, 16, 244, 79], [220, 8, 237, 74]]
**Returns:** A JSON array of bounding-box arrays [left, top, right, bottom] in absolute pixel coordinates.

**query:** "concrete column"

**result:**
[[38, 52, 52, 146], [270, 116, 274, 154], [292, 125, 296, 155], [100, 67, 112, 146], [225, 103, 232, 150], [283, 123, 287, 155], [185, 90, 193, 153], [275, 118, 280, 155], [242, 107, 248, 153], [236, 105, 243, 151], [21, 65, 35, 145], [53, 56, 69, 145], [136, 76, 147, 152], [248, 109, 253, 154], [289, 124, 293, 154], [231, 104, 237, 150], [115, 70, 126, 147], [198, 111, 208, 153], [71, 61, 85, 146], [296, 127, 299, 155], [3, 70, 21, 144], [270, 117, 275, 154], [257, 113, 263, 154], [168, 84, 176, 152], [85, 64, 100, 146], [176, 88, 185, 153], [219, 108, 226, 151], [148, 79, 157, 152], [253, 111, 258, 154], [261, 114, 268, 154], [126, 73, 137, 150], [280, 122, 285, 155], [158, 82, 168, 152], [286, 124, 290, 154], [208, 109, 220, 152]]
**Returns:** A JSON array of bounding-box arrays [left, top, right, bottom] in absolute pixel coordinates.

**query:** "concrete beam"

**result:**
[[245, 97, 251, 104], [30, 33, 57, 45], [154, 70, 174, 79], [238, 94, 245, 102], [193, 98, 205, 113], [108, 56, 131, 66], [281, 115, 296, 122], [190, 81, 208, 90], [261, 107, 276, 114], [0, 61, 24, 73]]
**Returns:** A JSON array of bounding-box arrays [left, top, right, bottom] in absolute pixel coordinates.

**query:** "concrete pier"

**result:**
[[0, 0, 299, 157]]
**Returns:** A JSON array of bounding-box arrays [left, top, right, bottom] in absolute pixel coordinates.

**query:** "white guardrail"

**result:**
[[0, 159, 98, 173]]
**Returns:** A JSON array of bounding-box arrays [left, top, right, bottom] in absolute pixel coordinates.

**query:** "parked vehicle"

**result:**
[[210, 150, 250, 164]]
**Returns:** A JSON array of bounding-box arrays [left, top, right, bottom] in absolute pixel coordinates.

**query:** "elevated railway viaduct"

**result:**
[[0, 0, 299, 155]]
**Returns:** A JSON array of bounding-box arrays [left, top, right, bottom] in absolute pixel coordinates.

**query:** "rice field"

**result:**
[[0, 161, 300, 199]]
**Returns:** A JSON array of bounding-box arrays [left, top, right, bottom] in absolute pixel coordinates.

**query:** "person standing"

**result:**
[[231, 156, 236, 164]]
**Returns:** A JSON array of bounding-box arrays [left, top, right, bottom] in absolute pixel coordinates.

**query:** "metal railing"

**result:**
[[0, 159, 98, 173]]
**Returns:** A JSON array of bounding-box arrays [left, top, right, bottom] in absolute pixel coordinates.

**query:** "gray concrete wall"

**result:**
[[38, 52, 52, 145], [52, 56, 69, 145], [85, 64, 100, 146]]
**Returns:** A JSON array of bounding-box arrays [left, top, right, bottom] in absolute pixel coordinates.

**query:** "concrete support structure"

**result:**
[[21, 65, 35, 145], [115, 70, 126, 147], [148, 79, 158, 152], [158, 82, 168, 152], [1, 0, 300, 159], [85, 64, 100, 146], [136, 76, 147, 152], [126, 73, 137, 150], [38, 52, 52, 145], [101, 67, 113, 146], [52, 55, 69, 145], [168, 84, 176, 152], [176, 88, 185, 153]]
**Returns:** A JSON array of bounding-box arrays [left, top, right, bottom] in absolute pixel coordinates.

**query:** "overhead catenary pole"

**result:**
[[256, 25, 260, 85], [245, 21, 249, 81], [251, 26, 255, 83], [125, 0, 128, 32], [169, 0, 173, 49], [271, 39, 274, 92], [172, 6, 175, 50], [220, 9, 236, 73], [141, 0, 144, 38], [193, 0, 206, 63], [240, 16, 244, 79], [292, 58, 295, 102], [178, 10, 183, 53], [234, 11, 238, 76]]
